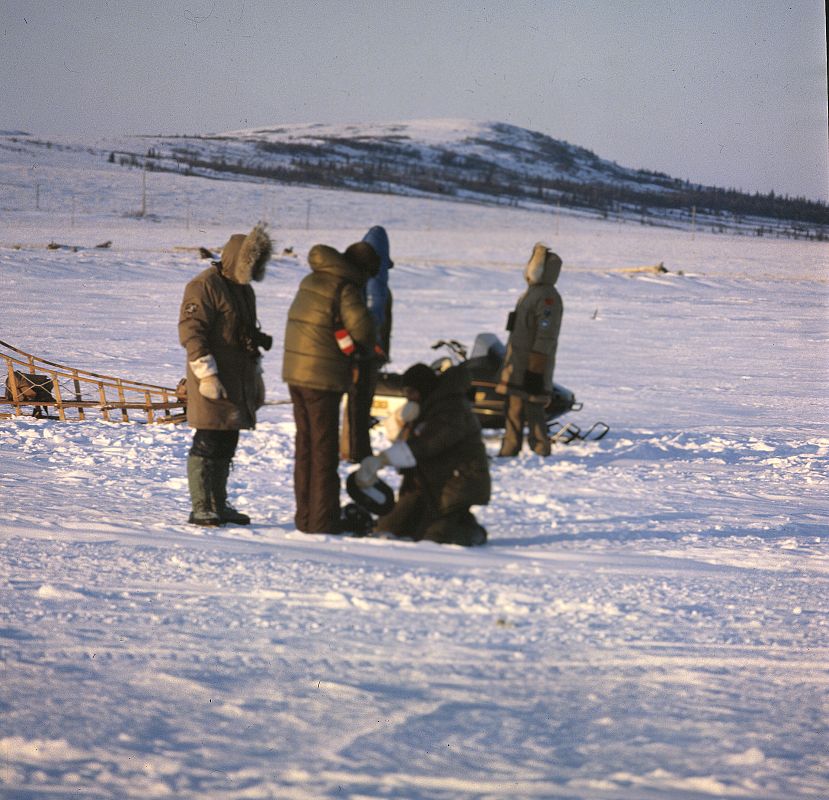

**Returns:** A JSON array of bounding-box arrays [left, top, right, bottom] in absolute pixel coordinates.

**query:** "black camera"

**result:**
[[242, 329, 272, 354], [254, 331, 273, 352]]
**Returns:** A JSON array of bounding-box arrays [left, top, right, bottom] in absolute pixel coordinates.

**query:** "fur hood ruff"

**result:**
[[220, 222, 272, 284], [524, 242, 562, 286]]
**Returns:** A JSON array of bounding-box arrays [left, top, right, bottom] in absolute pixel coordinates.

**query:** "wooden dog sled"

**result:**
[[1, 339, 186, 424]]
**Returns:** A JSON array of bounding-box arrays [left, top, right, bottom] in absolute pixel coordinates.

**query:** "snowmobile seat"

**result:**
[[465, 332, 506, 381]]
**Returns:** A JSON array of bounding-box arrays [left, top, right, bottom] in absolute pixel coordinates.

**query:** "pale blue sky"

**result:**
[[2, 0, 827, 200]]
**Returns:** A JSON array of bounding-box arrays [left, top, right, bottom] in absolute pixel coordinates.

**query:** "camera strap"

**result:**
[[219, 269, 259, 356]]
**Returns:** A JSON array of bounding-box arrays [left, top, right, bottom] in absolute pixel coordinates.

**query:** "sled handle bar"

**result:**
[[430, 339, 468, 361]]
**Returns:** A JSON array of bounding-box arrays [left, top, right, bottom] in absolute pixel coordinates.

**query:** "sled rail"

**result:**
[[1, 339, 186, 424]]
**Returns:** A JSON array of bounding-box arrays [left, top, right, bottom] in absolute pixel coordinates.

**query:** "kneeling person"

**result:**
[[359, 363, 490, 546]]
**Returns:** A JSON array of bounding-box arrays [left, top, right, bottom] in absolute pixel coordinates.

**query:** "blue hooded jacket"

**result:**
[[362, 225, 393, 358]]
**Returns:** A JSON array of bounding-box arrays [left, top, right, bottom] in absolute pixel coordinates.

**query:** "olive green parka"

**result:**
[[179, 224, 272, 430], [282, 245, 376, 392], [497, 243, 564, 402]]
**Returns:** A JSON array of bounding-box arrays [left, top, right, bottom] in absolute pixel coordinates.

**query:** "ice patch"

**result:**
[[36, 584, 85, 600], [725, 747, 766, 765], [0, 736, 89, 762]]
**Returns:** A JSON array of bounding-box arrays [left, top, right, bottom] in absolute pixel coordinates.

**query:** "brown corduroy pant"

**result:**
[[289, 385, 343, 533]]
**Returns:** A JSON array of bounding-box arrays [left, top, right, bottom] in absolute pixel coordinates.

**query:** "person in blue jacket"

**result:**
[[342, 225, 393, 462]]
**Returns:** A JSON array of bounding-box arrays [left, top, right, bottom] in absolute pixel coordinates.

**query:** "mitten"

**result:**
[[524, 351, 547, 395], [355, 455, 384, 488], [199, 374, 227, 400], [380, 440, 417, 469], [383, 400, 420, 441], [523, 371, 544, 395], [189, 355, 227, 400]]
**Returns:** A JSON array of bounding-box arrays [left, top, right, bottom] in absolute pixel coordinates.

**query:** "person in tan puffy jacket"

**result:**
[[282, 241, 378, 533], [496, 243, 564, 457], [179, 223, 272, 526]]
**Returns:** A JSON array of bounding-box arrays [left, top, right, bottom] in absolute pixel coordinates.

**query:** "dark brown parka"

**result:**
[[281, 244, 376, 392], [401, 364, 491, 515], [179, 224, 272, 430]]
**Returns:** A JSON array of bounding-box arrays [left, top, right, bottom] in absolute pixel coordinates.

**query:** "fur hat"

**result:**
[[344, 241, 381, 277], [524, 242, 562, 286], [220, 222, 272, 284], [401, 363, 439, 399]]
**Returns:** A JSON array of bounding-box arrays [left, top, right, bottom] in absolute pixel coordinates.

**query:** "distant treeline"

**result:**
[[108, 136, 829, 234]]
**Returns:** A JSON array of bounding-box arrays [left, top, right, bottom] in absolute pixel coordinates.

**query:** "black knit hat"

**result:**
[[401, 363, 439, 399]]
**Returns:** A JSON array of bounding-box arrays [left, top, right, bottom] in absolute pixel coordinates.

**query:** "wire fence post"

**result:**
[[140, 164, 147, 218]]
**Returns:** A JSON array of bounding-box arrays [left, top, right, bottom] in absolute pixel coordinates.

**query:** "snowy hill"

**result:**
[[3, 119, 827, 236]]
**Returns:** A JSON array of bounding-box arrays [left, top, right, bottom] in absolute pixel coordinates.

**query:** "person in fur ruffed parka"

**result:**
[[179, 222, 273, 526], [496, 242, 564, 456], [282, 241, 378, 534]]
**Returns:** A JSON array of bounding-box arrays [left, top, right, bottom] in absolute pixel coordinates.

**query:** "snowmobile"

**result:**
[[345, 333, 608, 537], [370, 332, 608, 444]]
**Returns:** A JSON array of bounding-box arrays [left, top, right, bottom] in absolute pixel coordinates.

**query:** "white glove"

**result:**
[[380, 440, 417, 469], [384, 400, 420, 441], [399, 400, 421, 424], [189, 355, 227, 400], [199, 374, 227, 400], [355, 455, 383, 488]]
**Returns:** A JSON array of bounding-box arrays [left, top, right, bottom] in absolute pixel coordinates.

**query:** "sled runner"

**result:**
[[1, 339, 186, 424], [371, 333, 608, 441]]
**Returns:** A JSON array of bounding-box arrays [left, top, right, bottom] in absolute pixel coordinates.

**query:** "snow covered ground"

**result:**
[[1, 142, 828, 799]]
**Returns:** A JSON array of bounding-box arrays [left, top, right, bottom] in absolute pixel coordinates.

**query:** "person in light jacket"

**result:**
[[496, 242, 564, 457], [179, 223, 273, 526]]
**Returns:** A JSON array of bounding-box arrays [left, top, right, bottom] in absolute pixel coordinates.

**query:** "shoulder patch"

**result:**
[[184, 302, 198, 316]]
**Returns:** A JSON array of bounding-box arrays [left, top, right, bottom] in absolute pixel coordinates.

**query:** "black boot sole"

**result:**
[[188, 512, 224, 527]]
